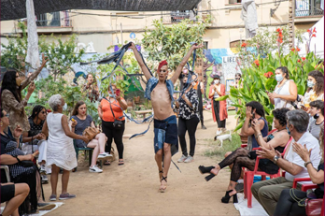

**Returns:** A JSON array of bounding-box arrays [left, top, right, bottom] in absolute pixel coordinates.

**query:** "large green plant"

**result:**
[[228, 50, 323, 131], [1, 22, 28, 71], [142, 17, 210, 73], [39, 35, 84, 81], [32, 76, 100, 124]]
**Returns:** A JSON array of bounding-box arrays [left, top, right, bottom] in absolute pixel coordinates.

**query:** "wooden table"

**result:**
[[135, 110, 153, 120]]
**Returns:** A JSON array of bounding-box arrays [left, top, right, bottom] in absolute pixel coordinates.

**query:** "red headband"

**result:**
[[157, 60, 168, 72]]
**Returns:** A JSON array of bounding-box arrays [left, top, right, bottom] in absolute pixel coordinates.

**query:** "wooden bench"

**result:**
[[135, 110, 153, 120]]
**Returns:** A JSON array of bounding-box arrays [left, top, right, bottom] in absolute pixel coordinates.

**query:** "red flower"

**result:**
[[264, 72, 274, 78], [276, 28, 281, 32], [302, 57, 306, 61], [296, 46, 300, 51], [313, 27, 317, 33], [297, 59, 301, 63], [307, 29, 311, 33], [312, 34, 316, 37], [241, 42, 247, 47], [254, 59, 260, 66], [291, 48, 295, 51]]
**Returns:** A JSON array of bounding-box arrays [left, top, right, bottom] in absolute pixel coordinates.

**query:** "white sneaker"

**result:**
[[216, 130, 222, 135], [41, 175, 48, 184], [184, 156, 194, 163], [89, 166, 103, 173], [98, 153, 113, 159], [177, 155, 187, 163]]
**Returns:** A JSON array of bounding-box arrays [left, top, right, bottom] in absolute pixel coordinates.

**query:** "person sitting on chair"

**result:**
[[198, 107, 290, 204], [71, 101, 111, 173]]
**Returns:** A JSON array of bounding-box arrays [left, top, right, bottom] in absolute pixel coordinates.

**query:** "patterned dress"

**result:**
[[1, 67, 43, 132]]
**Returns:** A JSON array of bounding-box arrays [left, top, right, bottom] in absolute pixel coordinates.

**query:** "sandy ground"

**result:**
[[44, 111, 240, 215]]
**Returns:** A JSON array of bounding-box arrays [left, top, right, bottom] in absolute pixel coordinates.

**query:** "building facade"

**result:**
[[1, 0, 323, 53]]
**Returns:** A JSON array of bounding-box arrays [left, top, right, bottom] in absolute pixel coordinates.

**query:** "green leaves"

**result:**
[[142, 17, 209, 73], [230, 47, 323, 131], [214, 95, 229, 101]]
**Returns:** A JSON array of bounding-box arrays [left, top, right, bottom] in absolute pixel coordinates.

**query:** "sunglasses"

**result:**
[[3, 114, 9, 117], [235, 78, 240, 80], [41, 111, 46, 114]]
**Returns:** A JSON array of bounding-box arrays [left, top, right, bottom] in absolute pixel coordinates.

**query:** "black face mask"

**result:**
[[314, 114, 320, 119]]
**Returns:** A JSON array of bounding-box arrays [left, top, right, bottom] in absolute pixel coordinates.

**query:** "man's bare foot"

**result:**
[[159, 176, 167, 193], [210, 168, 220, 176]]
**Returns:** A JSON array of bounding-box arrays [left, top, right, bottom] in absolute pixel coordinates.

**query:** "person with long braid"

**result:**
[[130, 42, 203, 192]]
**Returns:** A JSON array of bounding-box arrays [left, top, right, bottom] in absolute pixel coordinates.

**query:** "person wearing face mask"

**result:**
[[302, 70, 324, 111], [307, 100, 324, 139], [41, 94, 89, 201], [0, 54, 48, 133], [209, 73, 228, 135], [176, 75, 200, 163], [268, 67, 298, 110], [83, 73, 100, 102], [98, 84, 127, 166]]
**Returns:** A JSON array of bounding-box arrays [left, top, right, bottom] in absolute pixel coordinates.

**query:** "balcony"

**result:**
[[163, 10, 197, 24], [19, 11, 73, 33], [295, 0, 324, 23]]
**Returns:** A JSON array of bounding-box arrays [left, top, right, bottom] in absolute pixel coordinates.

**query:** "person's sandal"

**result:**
[[159, 170, 163, 181], [159, 176, 167, 193], [104, 160, 111, 166], [118, 160, 124, 166]]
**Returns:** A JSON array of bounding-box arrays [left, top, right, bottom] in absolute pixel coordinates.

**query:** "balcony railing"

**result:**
[[36, 11, 72, 27], [163, 10, 196, 24], [295, 0, 324, 17]]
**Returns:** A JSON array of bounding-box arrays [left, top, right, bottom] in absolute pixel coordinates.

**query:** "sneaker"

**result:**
[[38, 203, 56, 211], [41, 175, 48, 184], [49, 194, 57, 201], [59, 193, 76, 200], [184, 156, 194, 163], [201, 125, 207, 129], [216, 130, 221, 135], [89, 165, 103, 173], [97, 153, 112, 160], [40, 165, 47, 175], [177, 155, 187, 163]]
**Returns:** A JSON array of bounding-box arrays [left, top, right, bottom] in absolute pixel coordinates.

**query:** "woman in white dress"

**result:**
[[42, 94, 88, 201]]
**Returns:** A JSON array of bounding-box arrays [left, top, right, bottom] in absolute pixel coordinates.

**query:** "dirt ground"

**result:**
[[44, 111, 240, 216]]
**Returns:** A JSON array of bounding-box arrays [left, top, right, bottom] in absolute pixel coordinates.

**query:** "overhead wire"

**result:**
[[57, 0, 290, 21]]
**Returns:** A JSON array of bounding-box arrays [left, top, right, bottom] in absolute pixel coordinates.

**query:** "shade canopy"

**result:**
[[1, 0, 202, 21]]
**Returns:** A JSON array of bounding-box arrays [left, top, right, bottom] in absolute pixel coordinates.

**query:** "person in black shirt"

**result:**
[[177, 75, 200, 163], [0, 108, 55, 214]]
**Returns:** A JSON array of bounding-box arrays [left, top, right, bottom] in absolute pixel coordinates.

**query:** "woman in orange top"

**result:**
[[98, 84, 127, 165], [209, 73, 228, 135]]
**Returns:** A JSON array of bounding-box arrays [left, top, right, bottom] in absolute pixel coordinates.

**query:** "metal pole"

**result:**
[[120, 23, 123, 44]]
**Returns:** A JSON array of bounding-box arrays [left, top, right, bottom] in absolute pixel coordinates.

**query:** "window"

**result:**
[[203, 41, 208, 50], [171, 10, 190, 23], [230, 40, 245, 48], [36, 12, 60, 27], [228, 0, 241, 4], [170, 6, 197, 23]]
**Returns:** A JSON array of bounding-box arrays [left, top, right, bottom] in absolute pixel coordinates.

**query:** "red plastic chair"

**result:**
[[244, 136, 293, 208], [293, 178, 324, 216]]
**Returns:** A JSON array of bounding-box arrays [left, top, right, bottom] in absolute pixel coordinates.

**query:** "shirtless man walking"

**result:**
[[130, 42, 203, 192]]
